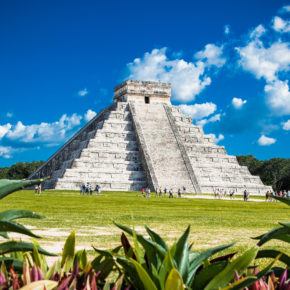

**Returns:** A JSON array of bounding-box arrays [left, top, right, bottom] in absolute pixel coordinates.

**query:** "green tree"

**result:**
[[5, 161, 44, 179]]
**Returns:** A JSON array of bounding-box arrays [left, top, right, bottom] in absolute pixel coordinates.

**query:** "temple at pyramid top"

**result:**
[[114, 80, 171, 104]]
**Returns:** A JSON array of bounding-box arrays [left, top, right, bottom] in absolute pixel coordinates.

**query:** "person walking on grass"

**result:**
[[97, 184, 101, 196], [243, 189, 247, 201], [169, 188, 173, 198], [37, 184, 42, 195], [164, 187, 167, 197], [178, 188, 181, 198], [159, 187, 162, 197]]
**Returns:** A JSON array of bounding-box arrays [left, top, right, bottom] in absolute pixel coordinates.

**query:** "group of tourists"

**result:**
[[80, 182, 101, 196], [266, 190, 290, 201], [141, 186, 186, 198], [214, 188, 236, 199]]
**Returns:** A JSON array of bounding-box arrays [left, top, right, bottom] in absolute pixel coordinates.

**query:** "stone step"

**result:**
[[87, 140, 138, 150], [102, 122, 133, 132], [95, 131, 136, 141], [190, 156, 238, 164], [73, 159, 143, 169], [62, 170, 146, 180]]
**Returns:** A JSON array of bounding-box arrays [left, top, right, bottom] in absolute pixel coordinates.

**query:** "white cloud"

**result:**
[[257, 134, 276, 146], [197, 113, 221, 126], [179, 102, 216, 120], [0, 146, 15, 159], [232, 97, 247, 109], [224, 25, 230, 35], [272, 16, 290, 33], [84, 109, 97, 122], [78, 88, 88, 97], [1, 113, 82, 145], [265, 80, 290, 115], [6, 112, 13, 118], [127, 47, 221, 102], [279, 5, 290, 13], [249, 24, 266, 39], [207, 133, 224, 144], [194, 44, 226, 67], [0, 123, 12, 139], [282, 119, 290, 130], [237, 39, 290, 82]]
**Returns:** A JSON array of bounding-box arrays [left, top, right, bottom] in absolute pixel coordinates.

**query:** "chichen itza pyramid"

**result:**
[[30, 80, 271, 194]]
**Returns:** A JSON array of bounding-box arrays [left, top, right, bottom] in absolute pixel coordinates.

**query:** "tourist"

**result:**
[[159, 187, 162, 197], [178, 188, 181, 198], [182, 186, 186, 193], [34, 185, 38, 193], [155, 187, 158, 197], [266, 191, 269, 201], [243, 189, 247, 201], [95, 184, 98, 196], [169, 188, 173, 198], [37, 184, 42, 194], [142, 188, 145, 197], [287, 190, 290, 198], [164, 187, 167, 197], [97, 184, 101, 196]]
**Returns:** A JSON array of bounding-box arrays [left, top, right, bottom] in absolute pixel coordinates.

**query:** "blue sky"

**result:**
[[0, 0, 290, 166]]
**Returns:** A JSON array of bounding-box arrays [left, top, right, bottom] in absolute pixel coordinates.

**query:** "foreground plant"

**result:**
[[92, 222, 289, 290], [0, 181, 289, 289]]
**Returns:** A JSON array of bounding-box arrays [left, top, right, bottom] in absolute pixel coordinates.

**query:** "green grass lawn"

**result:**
[[1, 190, 289, 264]]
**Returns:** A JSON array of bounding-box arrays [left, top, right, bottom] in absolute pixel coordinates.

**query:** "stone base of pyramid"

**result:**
[[30, 81, 272, 195]]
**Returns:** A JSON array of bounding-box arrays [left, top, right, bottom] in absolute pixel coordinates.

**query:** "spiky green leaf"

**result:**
[[164, 268, 184, 290], [61, 230, 75, 267], [204, 247, 258, 290], [0, 177, 49, 200], [0, 240, 55, 256]]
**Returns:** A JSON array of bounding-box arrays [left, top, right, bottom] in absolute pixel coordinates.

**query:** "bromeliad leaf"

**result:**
[[174, 226, 190, 280], [256, 249, 290, 266], [164, 268, 184, 290], [0, 177, 49, 200], [114, 222, 166, 267], [130, 258, 158, 290], [254, 226, 290, 246], [186, 242, 235, 286], [145, 225, 168, 251], [191, 261, 228, 290], [20, 280, 58, 290], [0, 209, 44, 221], [267, 194, 290, 206], [0, 241, 56, 256], [0, 221, 41, 238], [204, 247, 258, 290], [61, 230, 75, 267], [159, 249, 175, 289]]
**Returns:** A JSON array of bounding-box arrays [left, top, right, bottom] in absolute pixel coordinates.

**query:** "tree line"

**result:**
[[0, 156, 289, 190], [0, 161, 44, 180], [236, 155, 290, 191]]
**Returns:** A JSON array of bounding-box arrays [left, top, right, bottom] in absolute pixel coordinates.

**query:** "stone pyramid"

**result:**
[[30, 80, 271, 194]]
